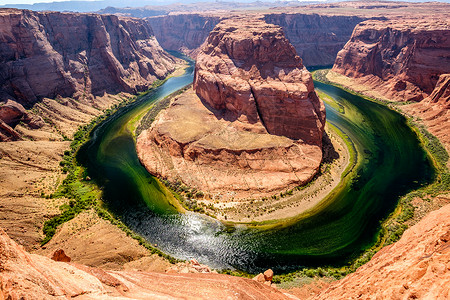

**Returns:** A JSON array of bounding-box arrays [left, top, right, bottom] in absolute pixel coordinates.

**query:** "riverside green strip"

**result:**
[[47, 62, 440, 276]]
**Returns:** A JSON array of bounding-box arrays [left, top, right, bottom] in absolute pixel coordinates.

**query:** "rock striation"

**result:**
[[402, 73, 450, 155], [0, 8, 179, 140], [332, 18, 450, 102], [193, 17, 325, 143], [264, 14, 364, 67], [137, 18, 325, 201], [0, 227, 295, 299], [311, 203, 450, 300], [147, 13, 221, 57], [147, 12, 363, 66]]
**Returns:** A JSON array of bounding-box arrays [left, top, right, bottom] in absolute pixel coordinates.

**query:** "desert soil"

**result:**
[[0, 91, 176, 269]]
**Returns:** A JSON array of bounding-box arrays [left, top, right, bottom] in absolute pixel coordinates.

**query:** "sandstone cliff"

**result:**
[[147, 13, 221, 57], [146, 12, 363, 66], [402, 73, 450, 156], [0, 8, 179, 141], [332, 18, 450, 102], [264, 13, 364, 67], [193, 17, 325, 144], [137, 17, 325, 201], [0, 227, 294, 299], [309, 203, 450, 299]]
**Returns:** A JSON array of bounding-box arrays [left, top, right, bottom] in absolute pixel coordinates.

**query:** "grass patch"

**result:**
[[40, 79, 170, 246], [265, 69, 449, 285]]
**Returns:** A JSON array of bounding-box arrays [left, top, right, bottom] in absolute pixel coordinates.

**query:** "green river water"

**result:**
[[78, 63, 433, 273]]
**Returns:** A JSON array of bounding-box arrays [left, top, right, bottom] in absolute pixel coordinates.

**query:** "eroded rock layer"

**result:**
[[147, 12, 363, 66], [0, 8, 179, 140], [0, 227, 294, 299], [312, 203, 450, 300], [194, 17, 326, 144], [402, 73, 450, 155], [137, 18, 325, 201], [332, 18, 450, 102], [264, 14, 363, 67], [147, 14, 221, 57]]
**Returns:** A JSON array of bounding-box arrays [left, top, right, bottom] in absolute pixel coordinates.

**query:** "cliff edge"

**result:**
[[137, 17, 325, 202], [0, 8, 180, 141], [332, 18, 450, 102]]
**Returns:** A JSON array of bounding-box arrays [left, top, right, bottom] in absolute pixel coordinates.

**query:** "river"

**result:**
[[78, 62, 433, 273]]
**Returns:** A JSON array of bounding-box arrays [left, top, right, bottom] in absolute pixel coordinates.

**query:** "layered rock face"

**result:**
[[146, 12, 363, 66], [194, 17, 325, 143], [137, 18, 325, 201], [264, 14, 364, 66], [312, 203, 450, 300], [0, 227, 294, 299], [147, 14, 221, 57], [332, 18, 450, 102], [402, 73, 450, 155], [0, 8, 179, 140]]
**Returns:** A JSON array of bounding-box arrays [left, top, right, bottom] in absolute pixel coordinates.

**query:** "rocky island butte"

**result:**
[[137, 17, 326, 202]]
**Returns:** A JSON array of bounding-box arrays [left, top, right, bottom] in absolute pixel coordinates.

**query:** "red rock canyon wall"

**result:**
[[0, 8, 179, 140]]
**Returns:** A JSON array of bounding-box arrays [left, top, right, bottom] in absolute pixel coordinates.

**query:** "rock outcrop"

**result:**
[[194, 17, 325, 143], [332, 18, 450, 102], [0, 8, 180, 140], [402, 73, 450, 155], [146, 12, 363, 66], [137, 18, 325, 201], [0, 227, 293, 299], [310, 203, 450, 300], [147, 13, 221, 57], [264, 14, 364, 66]]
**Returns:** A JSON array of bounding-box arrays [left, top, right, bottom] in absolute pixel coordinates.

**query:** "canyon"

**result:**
[[1, 199, 449, 299], [0, 7, 183, 277], [137, 17, 326, 202], [0, 8, 180, 141], [332, 18, 450, 102], [328, 15, 450, 156], [146, 12, 362, 66], [0, 1, 449, 299]]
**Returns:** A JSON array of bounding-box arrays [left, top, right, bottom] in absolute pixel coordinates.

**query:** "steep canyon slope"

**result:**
[[137, 17, 325, 201], [332, 18, 450, 102], [0, 227, 293, 299], [330, 15, 450, 154], [0, 8, 182, 270], [309, 203, 450, 299], [0, 8, 180, 141], [147, 12, 362, 66]]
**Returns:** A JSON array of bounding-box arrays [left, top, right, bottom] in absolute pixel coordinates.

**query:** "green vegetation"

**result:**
[[266, 69, 449, 286], [40, 80, 169, 246]]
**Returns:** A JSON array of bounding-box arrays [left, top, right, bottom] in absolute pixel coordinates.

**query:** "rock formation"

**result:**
[[147, 14, 221, 57], [137, 17, 325, 201], [193, 17, 325, 143], [402, 73, 450, 155], [332, 18, 450, 102], [310, 203, 450, 300], [264, 14, 364, 67], [0, 227, 294, 299], [147, 12, 363, 66], [0, 8, 180, 141]]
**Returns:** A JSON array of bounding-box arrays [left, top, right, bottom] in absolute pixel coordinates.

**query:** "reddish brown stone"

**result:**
[[332, 18, 450, 102], [193, 17, 326, 144], [51, 249, 71, 262], [137, 18, 325, 201]]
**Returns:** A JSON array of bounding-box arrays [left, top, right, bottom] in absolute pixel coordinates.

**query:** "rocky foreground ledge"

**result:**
[[1, 203, 449, 298], [137, 17, 326, 202]]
